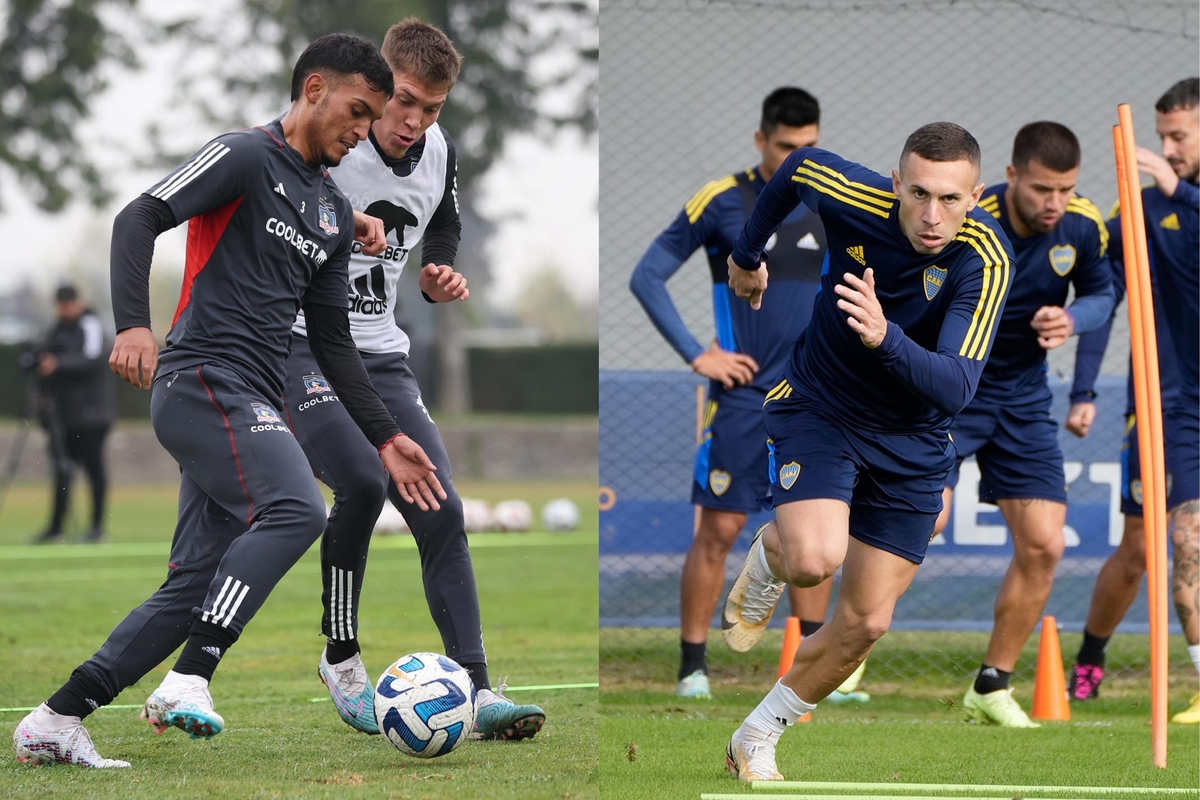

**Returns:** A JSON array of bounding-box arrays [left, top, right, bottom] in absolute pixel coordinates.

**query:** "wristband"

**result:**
[[378, 432, 407, 454]]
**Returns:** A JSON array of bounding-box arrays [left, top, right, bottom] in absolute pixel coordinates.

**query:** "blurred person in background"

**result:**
[[927, 121, 1114, 728], [630, 88, 869, 702], [1067, 77, 1200, 725], [31, 283, 115, 544]]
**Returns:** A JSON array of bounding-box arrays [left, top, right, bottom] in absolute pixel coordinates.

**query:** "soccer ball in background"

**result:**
[[541, 498, 580, 531], [491, 499, 533, 532], [461, 497, 493, 532], [374, 652, 477, 758]]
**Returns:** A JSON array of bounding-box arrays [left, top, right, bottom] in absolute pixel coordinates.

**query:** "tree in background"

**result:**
[[0, 0, 140, 210]]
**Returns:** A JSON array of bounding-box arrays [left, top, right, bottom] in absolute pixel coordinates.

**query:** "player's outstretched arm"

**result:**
[[304, 302, 446, 511], [108, 194, 178, 389]]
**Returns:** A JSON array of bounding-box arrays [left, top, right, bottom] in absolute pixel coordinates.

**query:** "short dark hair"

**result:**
[[760, 87, 820, 136], [901, 122, 981, 172], [290, 33, 394, 102], [1155, 77, 1199, 114], [54, 284, 78, 303], [1011, 121, 1080, 173]]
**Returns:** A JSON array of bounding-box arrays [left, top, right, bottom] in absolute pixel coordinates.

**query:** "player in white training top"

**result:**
[[286, 18, 545, 742]]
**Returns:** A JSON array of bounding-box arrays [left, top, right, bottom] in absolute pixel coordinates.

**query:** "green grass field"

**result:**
[[600, 630, 1199, 800], [0, 480, 599, 800]]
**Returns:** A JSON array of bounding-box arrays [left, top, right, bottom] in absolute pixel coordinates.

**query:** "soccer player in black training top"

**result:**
[[14, 34, 444, 769]]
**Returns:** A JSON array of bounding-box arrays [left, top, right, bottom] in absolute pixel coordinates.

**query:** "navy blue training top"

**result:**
[[731, 147, 1015, 433], [630, 167, 825, 407], [972, 183, 1114, 402]]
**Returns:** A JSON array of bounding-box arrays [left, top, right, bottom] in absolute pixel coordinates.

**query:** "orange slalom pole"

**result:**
[[1114, 114, 1169, 768]]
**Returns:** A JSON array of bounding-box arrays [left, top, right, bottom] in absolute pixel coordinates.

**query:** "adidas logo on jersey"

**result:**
[[796, 232, 820, 250], [202, 646, 223, 659], [846, 245, 866, 265], [273, 183, 286, 197], [348, 263, 389, 315]]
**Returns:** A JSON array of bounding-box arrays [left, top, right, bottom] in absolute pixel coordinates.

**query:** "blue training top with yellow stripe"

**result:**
[[730, 147, 1015, 433], [630, 166, 825, 405], [972, 184, 1113, 401]]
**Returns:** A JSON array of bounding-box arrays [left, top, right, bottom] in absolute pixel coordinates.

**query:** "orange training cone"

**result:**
[[1031, 615, 1070, 721], [777, 616, 810, 722]]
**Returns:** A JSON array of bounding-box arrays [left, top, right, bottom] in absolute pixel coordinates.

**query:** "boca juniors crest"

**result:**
[[923, 265, 947, 300], [709, 470, 732, 496], [318, 197, 340, 236], [303, 374, 332, 395], [778, 462, 801, 491], [1049, 244, 1076, 276]]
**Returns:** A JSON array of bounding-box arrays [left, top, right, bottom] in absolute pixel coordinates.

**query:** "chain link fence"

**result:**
[[599, 0, 1199, 688]]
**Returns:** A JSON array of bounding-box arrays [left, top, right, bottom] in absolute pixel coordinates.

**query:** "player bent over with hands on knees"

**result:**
[[13, 34, 445, 769], [721, 123, 1013, 781], [923, 122, 1114, 727], [286, 19, 544, 742]]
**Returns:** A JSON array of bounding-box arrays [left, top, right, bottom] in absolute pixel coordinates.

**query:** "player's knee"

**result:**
[[775, 550, 838, 588], [840, 609, 892, 651], [292, 492, 329, 541], [336, 460, 390, 510], [1014, 528, 1065, 571]]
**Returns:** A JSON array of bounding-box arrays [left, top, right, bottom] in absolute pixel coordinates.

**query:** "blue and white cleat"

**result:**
[[13, 704, 130, 768], [677, 670, 712, 699], [318, 647, 379, 735], [826, 659, 870, 703], [472, 683, 545, 741], [141, 673, 225, 739]]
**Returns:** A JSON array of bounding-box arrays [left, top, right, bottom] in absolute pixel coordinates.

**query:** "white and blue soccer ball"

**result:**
[[374, 652, 477, 758], [541, 498, 580, 531]]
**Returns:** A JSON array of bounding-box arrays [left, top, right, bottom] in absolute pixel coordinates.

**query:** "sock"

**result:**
[[1077, 629, 1110, 667], [1188, 645, 1200, 675], [31, 703, 79, 731], [742, 680, 816, 738], [460, 661, 490, 693], [46, 665, 112, 720], [324, 637, 360, 665], [173, 623, 237, 682], [974, 664, 1011, 694], [799, 619, 824, 638], [679, 640, 707, 680], [159, 669, 207, 692], [756, 541, 777, 582]]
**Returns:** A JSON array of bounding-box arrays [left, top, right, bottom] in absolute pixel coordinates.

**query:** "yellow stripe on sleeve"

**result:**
[[801, 159, 896, 200], [684, 176, 738, 223], [791, 172, 892, 219], [955, 220, 1011, 360], [1067, 197, 1109, 256]]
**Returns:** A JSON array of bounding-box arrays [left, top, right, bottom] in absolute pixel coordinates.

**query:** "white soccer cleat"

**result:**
[[13, 704, 130, 768], [722, 523, 785, 653], [725, 727, 783, 782], [141, 673, 225, 739]]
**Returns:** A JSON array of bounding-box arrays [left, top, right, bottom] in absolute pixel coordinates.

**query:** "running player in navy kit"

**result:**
[[631, 89, 865, 700], [919, 122, 1115, 727], [1068, 78, 1200, 724], [13, 35, 444, 769], [721, 124, 1013, 782], [285, 19, 543, 741]]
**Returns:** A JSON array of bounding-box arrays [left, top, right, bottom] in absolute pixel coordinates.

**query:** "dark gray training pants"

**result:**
[[74, 363, 328, 702], [283, 334, 484, 671]]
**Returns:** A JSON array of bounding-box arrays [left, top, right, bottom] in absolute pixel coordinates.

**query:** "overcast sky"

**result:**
[[0, 1, 598, 311]]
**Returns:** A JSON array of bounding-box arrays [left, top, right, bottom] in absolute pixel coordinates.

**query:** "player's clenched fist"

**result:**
[[379, 433, 447, 512], [109, 327, 158, 390], [727, 254, 768, 309], [352, 210, 387, 256], [419, 263, 469, 302]]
